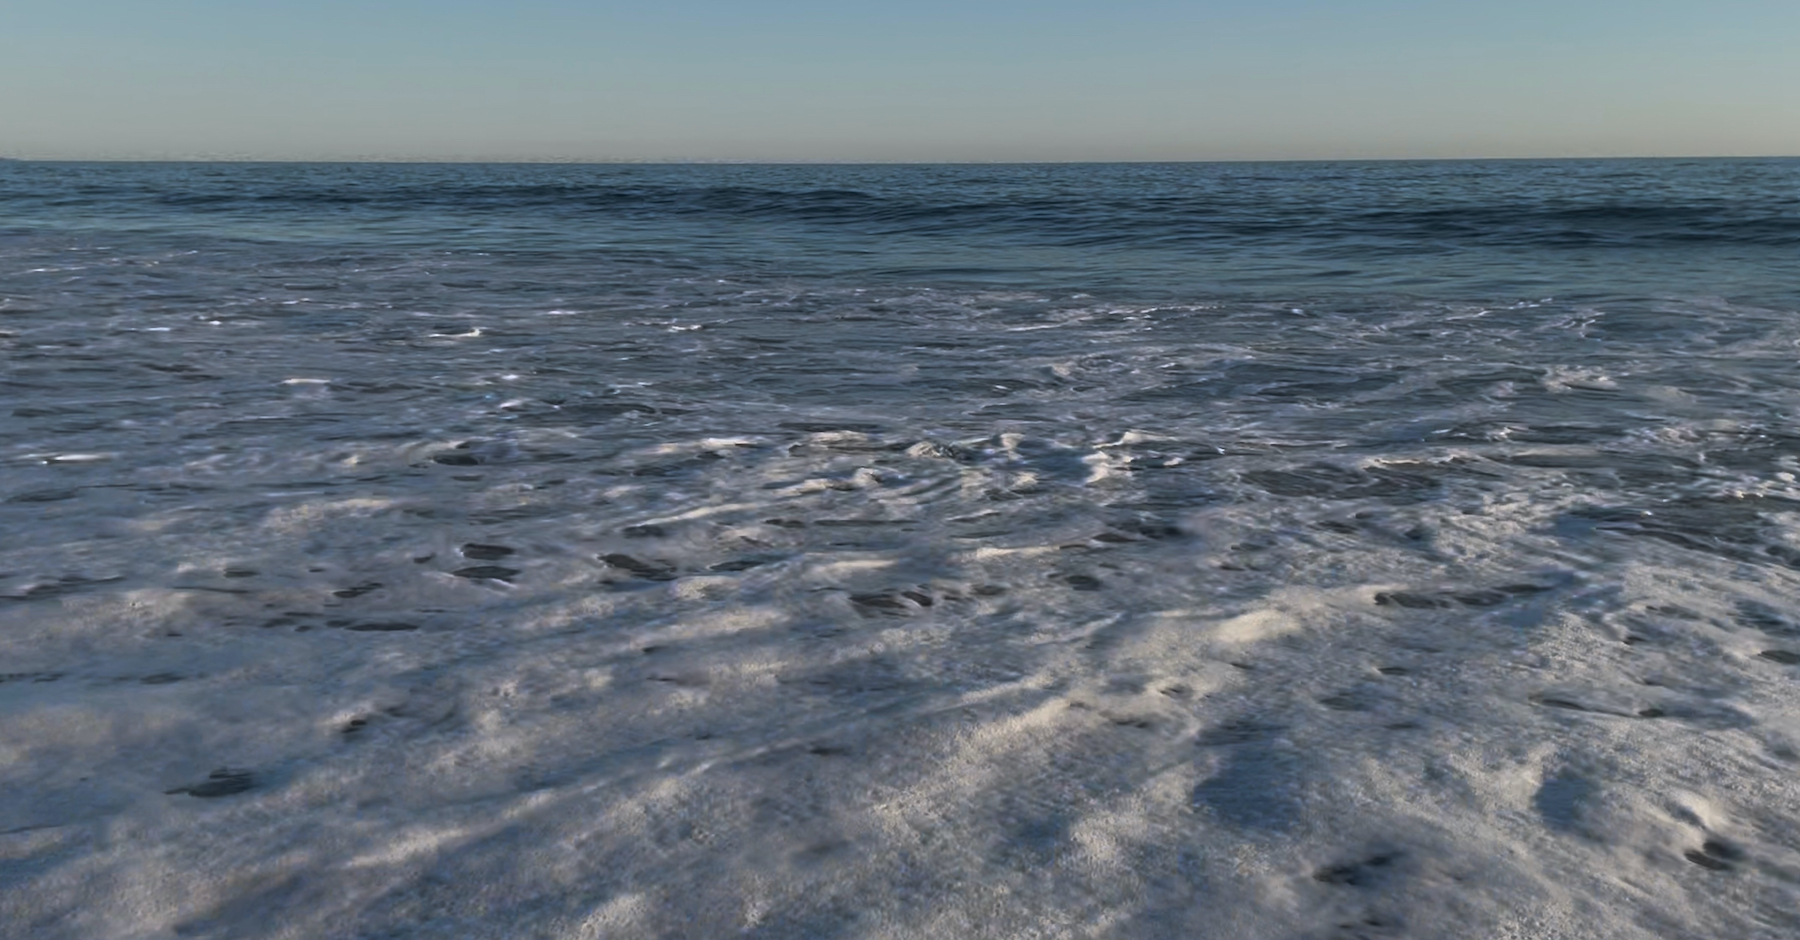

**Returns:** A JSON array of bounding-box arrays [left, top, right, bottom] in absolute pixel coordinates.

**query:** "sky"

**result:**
[[3, 1, 1797, 162]]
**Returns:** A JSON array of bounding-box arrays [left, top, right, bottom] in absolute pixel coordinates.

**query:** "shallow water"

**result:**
[[3, 160, 1800, 938]]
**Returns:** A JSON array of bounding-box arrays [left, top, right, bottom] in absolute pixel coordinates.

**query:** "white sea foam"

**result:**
[[4, 401, 1798, 937]]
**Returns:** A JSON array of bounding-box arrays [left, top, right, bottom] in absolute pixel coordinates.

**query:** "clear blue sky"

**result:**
[[4, 1, 1796, 161]]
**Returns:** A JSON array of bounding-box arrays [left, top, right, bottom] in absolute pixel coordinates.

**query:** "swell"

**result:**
[[132, 187, 1800, 249], [4, 171, 1798, 251]]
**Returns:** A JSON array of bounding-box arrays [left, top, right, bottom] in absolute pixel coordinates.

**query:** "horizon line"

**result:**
[[4, 153, 1799, 167]]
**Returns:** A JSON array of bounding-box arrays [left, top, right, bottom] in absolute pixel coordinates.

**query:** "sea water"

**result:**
[[3, 160, 1799, 937]]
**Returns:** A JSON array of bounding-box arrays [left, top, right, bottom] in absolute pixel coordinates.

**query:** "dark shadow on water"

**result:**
[[1192, 745, 1303, 830], [1533, 775, 1594, 831]]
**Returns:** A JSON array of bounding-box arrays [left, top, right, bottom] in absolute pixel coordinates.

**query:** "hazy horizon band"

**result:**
[[5, 0, 1798, 163]]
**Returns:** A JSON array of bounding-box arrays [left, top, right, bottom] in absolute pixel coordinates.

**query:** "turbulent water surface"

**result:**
[[3, 160, 1800, 939]]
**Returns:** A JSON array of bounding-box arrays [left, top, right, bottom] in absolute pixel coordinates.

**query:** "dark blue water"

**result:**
[[4, 159, 1797, 304], [7, 159, 1800, 493]]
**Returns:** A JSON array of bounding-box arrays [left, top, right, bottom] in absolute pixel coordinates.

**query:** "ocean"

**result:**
[[3, 159, 1799, 938]]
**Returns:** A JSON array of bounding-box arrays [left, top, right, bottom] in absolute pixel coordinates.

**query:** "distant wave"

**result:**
[[12, 174, 1798, 251], [4, 160, 1797, 305]]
